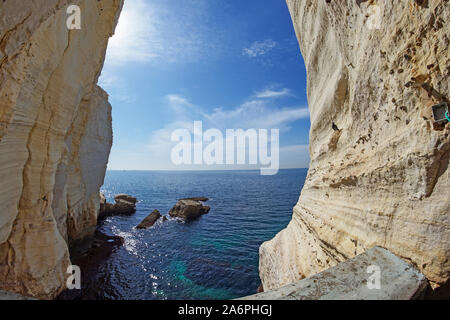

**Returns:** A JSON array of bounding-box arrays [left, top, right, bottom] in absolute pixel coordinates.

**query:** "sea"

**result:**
[[94, 169, 307, 300]]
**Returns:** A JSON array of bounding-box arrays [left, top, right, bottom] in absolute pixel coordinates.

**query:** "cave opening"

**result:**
[[80, 0, 312, 300]]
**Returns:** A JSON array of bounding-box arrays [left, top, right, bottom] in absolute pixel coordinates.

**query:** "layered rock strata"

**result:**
[[260, 0, 449, 292], [0, 0, 123, 299]]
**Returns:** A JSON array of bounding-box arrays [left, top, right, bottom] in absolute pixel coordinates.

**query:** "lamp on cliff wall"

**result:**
[[432, 102, 449, 124]]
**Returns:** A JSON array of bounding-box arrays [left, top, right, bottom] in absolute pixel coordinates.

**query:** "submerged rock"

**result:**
[[169, 199, 210, 220], [136, 210, 162, 229]]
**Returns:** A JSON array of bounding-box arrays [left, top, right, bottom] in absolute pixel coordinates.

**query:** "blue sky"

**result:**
[[99, 0, 310, 170]]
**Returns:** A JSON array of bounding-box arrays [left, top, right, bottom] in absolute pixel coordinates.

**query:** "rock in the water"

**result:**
[[98, 194, 137, 219], [169, 199, 210, 220], [114, 194, 137, 204], [112, 199, 137, 214], [136, 210, 162, 229], [179, 197, 209, 202]]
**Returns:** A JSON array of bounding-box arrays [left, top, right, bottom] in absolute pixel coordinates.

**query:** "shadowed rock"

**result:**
[[0, 291, 36, 300], [169, 199, 210, 220], [98, 193, 137, 219], [241, 247, 429, 300], [179, 197, 209, 202], [136, 210, 162, 229], [57, 230, 124, 300], [114, 194, 137, 204]]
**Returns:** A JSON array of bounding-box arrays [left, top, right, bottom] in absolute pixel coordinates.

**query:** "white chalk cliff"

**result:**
[[0, 0, 122, 298], [260, 0, 449, 291]]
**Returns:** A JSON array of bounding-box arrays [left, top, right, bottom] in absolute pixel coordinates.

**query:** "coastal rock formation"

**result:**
[[57, 230, 124, 300], [115, 194, 137, 204], [0, 0, 123, 299], [136, 210, 162, 229], [98, 193, 137, 219], [169, 199, 211, 221], [247, 247, 429, 300], [180, 197, 209, 202], [259, 0, 449, 292]]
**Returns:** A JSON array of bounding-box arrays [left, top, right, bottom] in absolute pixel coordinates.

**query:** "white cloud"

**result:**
[[166, 94, 194, 113], [165, 94, 207, 120], [161, 90, 309, 131], [98, 72, 118, 88], [243, 39, 277, 58], [104, 0, 224, 66], [137, 89, 310, 170], [203, 99, 309, 130], [107, 89, 310, 170], [98, 69, 136, 103], [255, 88, 291, 99], [105, 0, 159, 65]]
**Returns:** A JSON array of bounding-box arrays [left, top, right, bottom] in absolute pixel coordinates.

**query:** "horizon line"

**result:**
[[106, 167, 308, 172]]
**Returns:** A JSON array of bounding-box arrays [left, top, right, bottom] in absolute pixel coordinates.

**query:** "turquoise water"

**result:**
[[96, 169, 307, 299]]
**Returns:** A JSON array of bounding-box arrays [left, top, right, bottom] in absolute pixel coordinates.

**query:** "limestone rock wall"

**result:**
[[0, 0, 122, 298], [260, 0, 449, 291]]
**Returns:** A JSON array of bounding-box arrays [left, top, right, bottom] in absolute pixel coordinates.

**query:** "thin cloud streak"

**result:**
[[255, 88, 291, 99], [243, 39, 277, 58], [141, 89, 310, 170]]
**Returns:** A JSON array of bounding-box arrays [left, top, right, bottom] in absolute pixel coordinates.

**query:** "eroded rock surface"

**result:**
[[98, 193, 137, 219], [246, 247, 429, 300], [115, 194, 137, 204], [0, 0, 123, 299], [260, 0, 449, 292], [136, 210, 162, 229], [169, 199, 211, 221]]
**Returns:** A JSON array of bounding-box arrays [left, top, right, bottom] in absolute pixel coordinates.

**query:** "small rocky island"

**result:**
[[136, 210, 163, 229], [169, 197, 210, 220], [99, 193, 211, 230], [99, 193, 137, 219], [135, 197, 210, 229]]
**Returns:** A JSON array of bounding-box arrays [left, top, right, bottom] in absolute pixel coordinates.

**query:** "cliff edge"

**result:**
[[260, 0, 449, 292], [0, 0, 122, 299]]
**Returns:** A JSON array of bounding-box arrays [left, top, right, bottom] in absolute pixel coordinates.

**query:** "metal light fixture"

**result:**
[[432, 102, 449, 124]]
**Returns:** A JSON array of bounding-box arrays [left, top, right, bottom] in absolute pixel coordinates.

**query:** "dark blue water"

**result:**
[[97, 169, 307, 300]]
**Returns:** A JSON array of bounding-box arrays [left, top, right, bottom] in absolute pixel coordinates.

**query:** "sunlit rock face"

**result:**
[[260, 0, 449, 291], [0, 0, 122, 299]]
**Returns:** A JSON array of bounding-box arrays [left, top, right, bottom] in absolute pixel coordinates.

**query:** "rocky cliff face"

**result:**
[[260, 0, 449, 291], [0, 0, 122, 299]]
